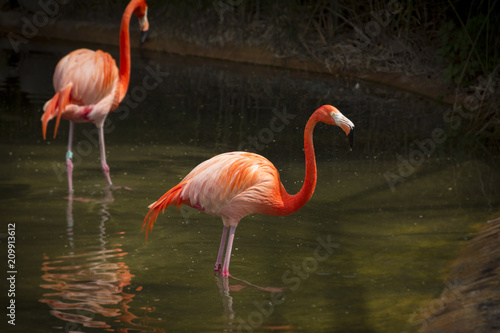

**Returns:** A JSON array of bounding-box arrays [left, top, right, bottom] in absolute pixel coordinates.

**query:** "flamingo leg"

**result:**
[[215, 225, 229, 273], [98, 126, 112, 186], [66, 121, 74, 193], [222, 226, 237, 277]]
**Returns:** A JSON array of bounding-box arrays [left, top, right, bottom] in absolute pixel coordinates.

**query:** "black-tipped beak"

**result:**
[[140, 30, 149, 44], [347, 128, 354, 150]]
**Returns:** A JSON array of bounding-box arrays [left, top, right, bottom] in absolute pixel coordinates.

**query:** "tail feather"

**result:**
[[42, 92, 59, 140], [53, 84, 72, 139], [142, 183, 187, 241], [41, 84, 73, 139]]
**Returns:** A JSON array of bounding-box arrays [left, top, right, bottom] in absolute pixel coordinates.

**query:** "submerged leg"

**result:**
[[66, 121, 74, 193], [98, 126, 112, 186], [215, 226, 229, 273], [222, 226, 237, 277]]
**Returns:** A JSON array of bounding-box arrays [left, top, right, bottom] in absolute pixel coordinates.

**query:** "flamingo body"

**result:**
[[143, 105, 355, 277], [42, 49, 119, 135], [144, 152, 285, 232], [42, 0, 149, 193], [53, 49, 118, 108]]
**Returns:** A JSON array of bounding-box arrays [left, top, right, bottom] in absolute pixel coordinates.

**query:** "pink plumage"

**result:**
[[143, 105, 355, 277]]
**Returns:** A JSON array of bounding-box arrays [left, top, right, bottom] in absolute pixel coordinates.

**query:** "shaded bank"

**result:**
[[0, 10, 455, 103], [2, 0, 498, 103], [415, 217, 500, 332]]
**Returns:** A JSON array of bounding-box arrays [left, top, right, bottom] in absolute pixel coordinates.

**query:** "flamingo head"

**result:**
[[318, 105, 355, 150], [134, 1, 149, 43]]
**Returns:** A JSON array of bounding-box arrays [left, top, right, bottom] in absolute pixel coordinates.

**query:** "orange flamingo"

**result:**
[[41, 0, 149, 193], [143, 105, 354, 277]]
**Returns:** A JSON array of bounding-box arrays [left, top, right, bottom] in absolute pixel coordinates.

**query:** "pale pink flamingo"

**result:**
[[41, 0, 149, 193], [143, 105, 354, 277]]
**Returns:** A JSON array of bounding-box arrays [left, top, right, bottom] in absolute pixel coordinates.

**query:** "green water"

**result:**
[[0, 41, 498, 333]]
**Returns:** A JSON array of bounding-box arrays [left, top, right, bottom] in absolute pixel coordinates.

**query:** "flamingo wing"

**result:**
[[53, 49, 118, 105], [42, 49, 119, 138], [143, 152, 284, 238], [181, 152, 282, 216]]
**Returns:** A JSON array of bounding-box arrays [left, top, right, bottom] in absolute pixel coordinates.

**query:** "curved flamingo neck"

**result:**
[[280, 112, 319, 215], [117, 0, 141, 103]]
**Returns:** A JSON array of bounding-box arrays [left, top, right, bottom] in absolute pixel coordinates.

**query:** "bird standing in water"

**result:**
[[41, 0, 149, 193], [143, 105, 354, 277]]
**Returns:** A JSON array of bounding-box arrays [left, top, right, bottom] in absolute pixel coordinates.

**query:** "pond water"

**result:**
[[1, 37, 499, 333]]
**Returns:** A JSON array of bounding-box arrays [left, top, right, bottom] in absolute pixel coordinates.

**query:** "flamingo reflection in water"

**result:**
[[216, 276, 302, 332], [39, 192, 163, 332]]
